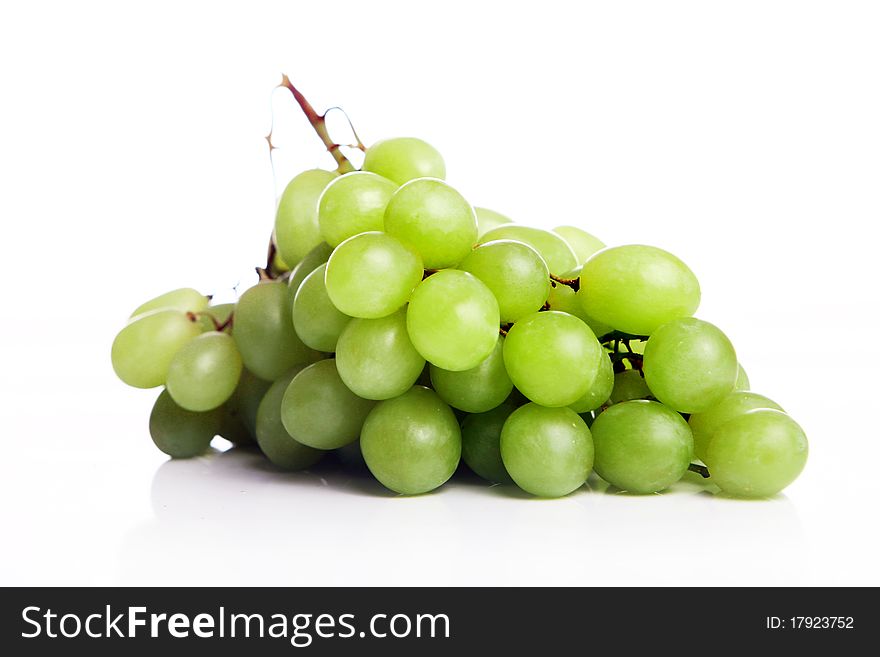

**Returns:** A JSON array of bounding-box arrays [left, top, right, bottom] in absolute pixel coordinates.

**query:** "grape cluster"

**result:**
[[112, 131, 808, 499]]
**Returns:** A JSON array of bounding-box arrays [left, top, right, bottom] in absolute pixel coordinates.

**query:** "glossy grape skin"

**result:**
[[546, 276, 613, 338], [568, 353, 614, 413], [383, 178, 478, 269], [553, 226, 605, 264], [231, 369, 272, 440], [131, 287, 209, 318], [324, 231, 423, 319], [362, 137, 446, 185], [165, 331, 243, 412], [233, 281, 318, 381], [609, 369, 652, 404], [480, 225, 577, 274], [335, 309, 425, 400], [502, 311, 602, 407], [406, 270, 500, 371], [360, 387, 461, 495], [111, 309, 202, 389], [318, 171, 398, 247], [293, 263, 351, 352], [274, 169, 338, 267], [461, 402, 517, 484], [734, 364, 750, 391], [196, 303, 235, 333], [149, 389, 221, 458], [458, 240, 550, 323], [500, 404, 594, 498], [578, 245, 701, 335], [643, 318, 738, 413], [591, 400, 694, 494], [255, 368, 323, 471], [287, 242, 333, 305], [474, 207, 513, 236], [689, 391, 783, 463], [706, 409, 808, 498], [281, 360, 376, 450], [430, 338, 513, 413]]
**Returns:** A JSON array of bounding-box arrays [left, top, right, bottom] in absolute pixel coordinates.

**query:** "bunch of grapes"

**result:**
[[111, 81, 808, 499]]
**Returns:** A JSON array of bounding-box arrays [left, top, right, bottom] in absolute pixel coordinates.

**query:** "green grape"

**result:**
[[255, 368, 323, 471], [383, 178, 478, 269], [734, 364, 750, 391], [360, 386, 461, 495], [406, 270, 500, 371], [458, 240, 550, 323], [233, 281, 318, 381], [149, 389, 221, 458], [430, 337, 512, 413], [216, 399, 253, 446], [231, 369, 272, 439], [111, 309, 202, 388], [591, 400, 693, 494], [643, 318, 738, 413], [568, 353, 613, 413], [553, 226, 605, 264], [480, 225, 577, 274], [335, 309, 425, 400], [460, 402, 517, 484], [362, 137, 446, 185], [292, 263, 351, 352], [609, 369, 652, 404], [166, 331, 243, 412], [324, 231, 423, 318], [272, 250, 291, 274], [474, 206, 513, 236], [502, 311, 602, 407], [196, 303, 235, 333], [578, 245, 701, 335], [131, 287, 210, 318], [318, 171, 397, 247], [500, 403, 593, 498], [274, 169, 338, 267], [546, 276, 612, 337], [706, 409, 808, 498], [689, 391, 784, 463], [287, 242, 333, 305], [281, 359, 376, 450]]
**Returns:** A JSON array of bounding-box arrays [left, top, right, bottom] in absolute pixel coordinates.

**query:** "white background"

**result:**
[[1, 1, 878, 586]]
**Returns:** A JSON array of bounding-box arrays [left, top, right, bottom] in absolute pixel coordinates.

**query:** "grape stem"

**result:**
[[688, 463, 711, 478], [597, 330, 649, 344], [550, 274, 579, 291]]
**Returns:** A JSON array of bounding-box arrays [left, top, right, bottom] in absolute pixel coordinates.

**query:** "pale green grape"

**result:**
[[458, 240, 550, 323], [196, 303, 235, 333], [255, 368, 323, 471], [274, 169, 338, 267], [111, 309, 202, 388], [281, 359, 376, 450], [335, 309, 425, 400], [460, 402, 516, 484], [553, 226, 605, 264], [578, 245, 701, 335], [362, 137, 446, 185], [591, 400, 693, 493], [292, 263, 351, 352], [131, 287, 209, 318], [500, 404, 593, 498], [689, 391, 784, 463], [318, 171, 397, 247], [474, 206, 513, 236], [480, 225, 577, 274], [546, 275, 612, 337], [734, 364, 750, 391], [287, 242, 333, 304], [609, 369, 652, 404], [360, 386, 461, 495], [406, 270, 500, 371], [383, 178, 478, 268], [502, 311, 602, 407], [149, 389, 221, 458], [324, 231, 423, 318], [166, 331, 243, 412], [568, 353, 613, 413], [643, 318, 738, 413], [430, 338, 512, 413], [706, 409, 808, 498], [231, 369, 272, 439]]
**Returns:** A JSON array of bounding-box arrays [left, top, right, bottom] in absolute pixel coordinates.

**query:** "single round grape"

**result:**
[[131, 287, 209, 318], [609, 369, 652, 404], [706, 409, 808, 498], [335, 309, 425, 400], [568, 353, 614, 413], [293, 263, 351, 352], [689, 391, 783, 463], [578, 245, 701, 335], [461, 402, 517, 484], [233, 281, 317, 381], [324, 231, 423, 319], [231, 369, 272, 439], [166, 331, 243, 412], [643, 318, 738, 413], [734, 364, 750, 391], [287, 242, 333, 305], [281, 360, 376, 450], [362, 137, 446, 185], [430, 337, 513, 413], [458, 240, 550, 323], [480, 225, 577, 274], [502, 311, 602, 407], [406, 270, 500, 371], [500, 404, 594, 498], [546, 276, 612, 337], [383, 178, 478, 269], [255, 368, 323, 471], [553, 226, 605, 264], [591, 400, 693, 493], [196, 303, 235, 333], [111, 309, 202, 389], [360, 387, 461, 495], [149, 389, 221, 458], [474, 206, 513, 236], [274, 169, 338, 267], [318, 171, 397, 247]]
